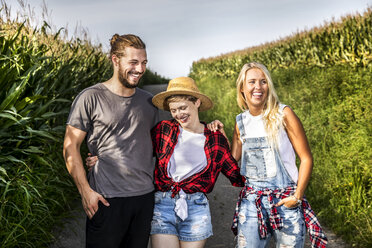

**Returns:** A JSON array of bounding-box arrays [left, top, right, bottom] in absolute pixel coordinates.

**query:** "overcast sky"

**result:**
[[10, 0, 372, 78]]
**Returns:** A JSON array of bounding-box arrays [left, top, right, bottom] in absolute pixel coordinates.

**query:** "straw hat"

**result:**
[[152, 77, 213, 111]]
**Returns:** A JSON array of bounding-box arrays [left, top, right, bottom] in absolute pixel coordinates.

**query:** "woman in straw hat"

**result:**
[[150, 76, 244, 248], [209, 62, 327, 248]]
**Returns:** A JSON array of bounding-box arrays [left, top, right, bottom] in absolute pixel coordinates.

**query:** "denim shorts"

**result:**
[[237, 193, 306, 248], [150, 191, 213, 241]]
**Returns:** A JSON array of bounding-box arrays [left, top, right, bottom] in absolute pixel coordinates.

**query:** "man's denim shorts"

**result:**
[[150, 191, 213, 241]]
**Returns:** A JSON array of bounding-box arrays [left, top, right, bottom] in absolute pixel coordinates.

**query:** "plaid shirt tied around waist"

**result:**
[[231, 185, 328, 248], [151, 119, 245, 197]]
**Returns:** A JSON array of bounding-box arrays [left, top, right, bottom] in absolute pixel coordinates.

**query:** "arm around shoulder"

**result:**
[[218, 125, 245, 187], [220, 143, 245, 187]]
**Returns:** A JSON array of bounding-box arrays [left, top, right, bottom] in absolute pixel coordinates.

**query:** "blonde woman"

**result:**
[[210, 62, 327, 248]]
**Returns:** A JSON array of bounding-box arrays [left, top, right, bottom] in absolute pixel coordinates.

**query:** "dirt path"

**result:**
[[51, 84, 349, 247], [51, 175, 349, 247]]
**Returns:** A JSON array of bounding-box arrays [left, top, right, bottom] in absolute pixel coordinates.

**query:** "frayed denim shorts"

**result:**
[[236, 193, 306, 248], [150, 191, 213, 241]]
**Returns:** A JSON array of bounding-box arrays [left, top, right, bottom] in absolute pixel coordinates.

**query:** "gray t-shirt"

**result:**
[[67, 83, 158, 197]]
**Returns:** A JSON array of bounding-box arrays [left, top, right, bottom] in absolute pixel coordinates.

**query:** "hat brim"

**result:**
[[152, 90, 213, 112]]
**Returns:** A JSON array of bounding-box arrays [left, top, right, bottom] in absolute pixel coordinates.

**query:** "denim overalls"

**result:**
[[236, 111, 306, 248]]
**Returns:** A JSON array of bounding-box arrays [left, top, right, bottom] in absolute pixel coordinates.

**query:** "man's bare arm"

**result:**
[[63, 125, 109, 219]]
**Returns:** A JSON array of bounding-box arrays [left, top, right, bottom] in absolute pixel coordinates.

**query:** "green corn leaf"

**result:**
[[26, 126, 59, 141], [0, 64, 41, 111], [0, 166, 8, 178], [31, 154, 52, 167], [14, 95, 45, 111], [41, 110, 69, 118], [0, 112, 19, 123], [0, 155, 30, 170]]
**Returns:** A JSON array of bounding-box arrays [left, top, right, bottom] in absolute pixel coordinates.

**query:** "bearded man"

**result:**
[[63, 34, 158, 248]]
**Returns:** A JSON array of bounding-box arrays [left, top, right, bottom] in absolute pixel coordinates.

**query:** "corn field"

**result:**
[[0, 13, 112, 247], [190, 8, 372, 80], [0, 2, 167, 246], [192, 8, 372, 248]]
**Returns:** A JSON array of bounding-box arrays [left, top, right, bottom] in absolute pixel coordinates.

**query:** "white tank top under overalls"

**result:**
[[237, 104, 298, 189]]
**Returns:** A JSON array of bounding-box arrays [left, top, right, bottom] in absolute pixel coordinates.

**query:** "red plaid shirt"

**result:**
[[231, 185, 328, 248], [151, 119, 245, 197]]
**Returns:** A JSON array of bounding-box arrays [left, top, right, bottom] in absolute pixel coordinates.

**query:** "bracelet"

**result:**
[[292, 195, 302, 205]]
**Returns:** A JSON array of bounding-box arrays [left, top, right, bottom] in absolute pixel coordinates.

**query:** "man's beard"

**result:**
[[118, 68, 141, 89]]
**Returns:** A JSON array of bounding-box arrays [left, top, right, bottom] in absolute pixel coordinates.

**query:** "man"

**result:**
[[63, 34, 158, 248]]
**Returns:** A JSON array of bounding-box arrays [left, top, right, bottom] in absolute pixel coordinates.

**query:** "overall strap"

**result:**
[[279, 103, 288, 114], [236, 113, 246, 140]]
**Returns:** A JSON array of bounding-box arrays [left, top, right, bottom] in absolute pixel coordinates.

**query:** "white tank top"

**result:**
[[240, 104, 299, 182], [167, 127, 207, 182]]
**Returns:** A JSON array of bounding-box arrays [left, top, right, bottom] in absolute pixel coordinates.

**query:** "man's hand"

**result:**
[[82, 188, 110, 219]]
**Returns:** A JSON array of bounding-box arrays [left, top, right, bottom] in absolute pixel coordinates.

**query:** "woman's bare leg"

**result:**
[[180, 239, 207, 248], [151, 234, 180, 248]]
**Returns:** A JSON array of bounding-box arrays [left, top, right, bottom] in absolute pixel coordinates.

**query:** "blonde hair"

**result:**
[[109, 34, 146, 58], [236, 62, 284, 147]]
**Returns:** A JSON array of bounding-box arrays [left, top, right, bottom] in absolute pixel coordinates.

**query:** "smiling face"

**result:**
[[168, 98, 201, 130], [115, 47, 147, 88], [241, 68, 269, 114]]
